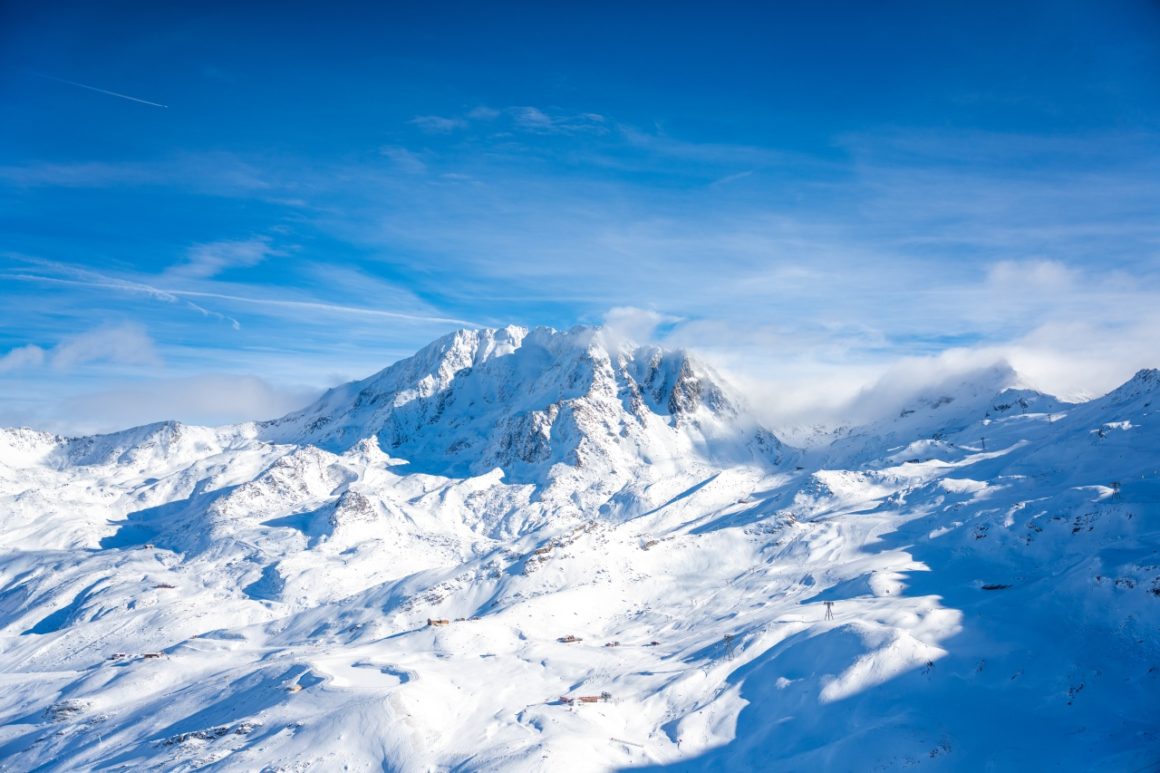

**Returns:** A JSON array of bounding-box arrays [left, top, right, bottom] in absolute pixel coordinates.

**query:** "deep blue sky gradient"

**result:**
[[2, 0, 1159, 430]]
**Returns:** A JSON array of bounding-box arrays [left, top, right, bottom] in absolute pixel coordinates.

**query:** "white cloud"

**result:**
[[601, 306, 681, 346], [986, 259, 1076, 290], [509, 106, 608, 134], [979, 314, 1160, 401], [0, 153, 274, 195], [410, 115, 467, 133], [6, 259, 473, 331], [709, 169, 756, 187], [0, 344, 47, 373], [168, 237, 276, 279], [167, 288, 476, 326], [631, 250, 1160, 431], [0, 324, 161, 373], [696, 309, 1157, 431], [380, 146, 428, 175], [53, 374, 320, 434], [407, 105, 607, 137], [513, 106, 553, 129], [51, 324, 163, 370], [467, 106, 500, 120]]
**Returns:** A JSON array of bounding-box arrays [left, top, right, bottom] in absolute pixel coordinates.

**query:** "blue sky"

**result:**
[[2, 0, 1159, 431]]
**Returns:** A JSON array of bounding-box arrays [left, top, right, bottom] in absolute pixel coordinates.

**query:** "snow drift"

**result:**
[[0, 328, 1157, 771]]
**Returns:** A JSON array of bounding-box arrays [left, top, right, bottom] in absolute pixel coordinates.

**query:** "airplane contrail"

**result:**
[[30, 71, 168, 108]]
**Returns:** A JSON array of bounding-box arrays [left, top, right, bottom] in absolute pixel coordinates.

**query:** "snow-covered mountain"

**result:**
[[264, 325, 784, 488], [1, 327, 1157, 771]]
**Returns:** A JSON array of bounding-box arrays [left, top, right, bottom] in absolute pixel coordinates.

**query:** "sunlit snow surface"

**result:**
[[1, 328, 1157, 771]]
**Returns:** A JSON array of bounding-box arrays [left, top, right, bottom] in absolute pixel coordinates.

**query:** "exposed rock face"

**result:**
[[262, 326, 784, 483]]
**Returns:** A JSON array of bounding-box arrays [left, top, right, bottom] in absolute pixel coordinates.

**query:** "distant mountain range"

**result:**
[[1, 327, 1157, 770]]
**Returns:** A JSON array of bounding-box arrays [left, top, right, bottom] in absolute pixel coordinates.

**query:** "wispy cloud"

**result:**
[[380, 146, 428, 174], [512, 106, 608, 135], [4, 262, 475, 328], [0, 161, 159, 188], [601, 307, 683, 346], [406, 104, 611, 139], [0, 345, 47, 373], [0, 152, 274, 194], [167, 288, 477, 326], [50, 324, 162, 369], [709, 169, 757, 188], [512, 106, 553, 129], [166, 237, 279, 279], [409, 114, 468, 133], [467, 106, 501, 120], [53, 374, 319, 434], [3, 259, 243, 330], [0, 324, 161, 374]]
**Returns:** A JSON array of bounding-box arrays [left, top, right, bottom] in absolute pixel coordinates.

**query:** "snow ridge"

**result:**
[[264, 325, 784, 483], [1, 327, 1157, 772]]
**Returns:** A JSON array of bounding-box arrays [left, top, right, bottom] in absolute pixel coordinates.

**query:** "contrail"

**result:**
[[4, 270, 478, 328], [30, 71, 168, 108]]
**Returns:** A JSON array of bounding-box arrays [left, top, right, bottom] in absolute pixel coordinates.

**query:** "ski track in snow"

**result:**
[[0, 327, 1158, 771]]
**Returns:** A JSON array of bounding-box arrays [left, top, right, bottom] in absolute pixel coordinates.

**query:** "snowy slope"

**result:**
[[0, 329, 1157, 771]]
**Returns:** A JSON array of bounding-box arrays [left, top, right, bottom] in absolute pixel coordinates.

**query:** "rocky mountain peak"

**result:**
[[262, 326, 781, 482]]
